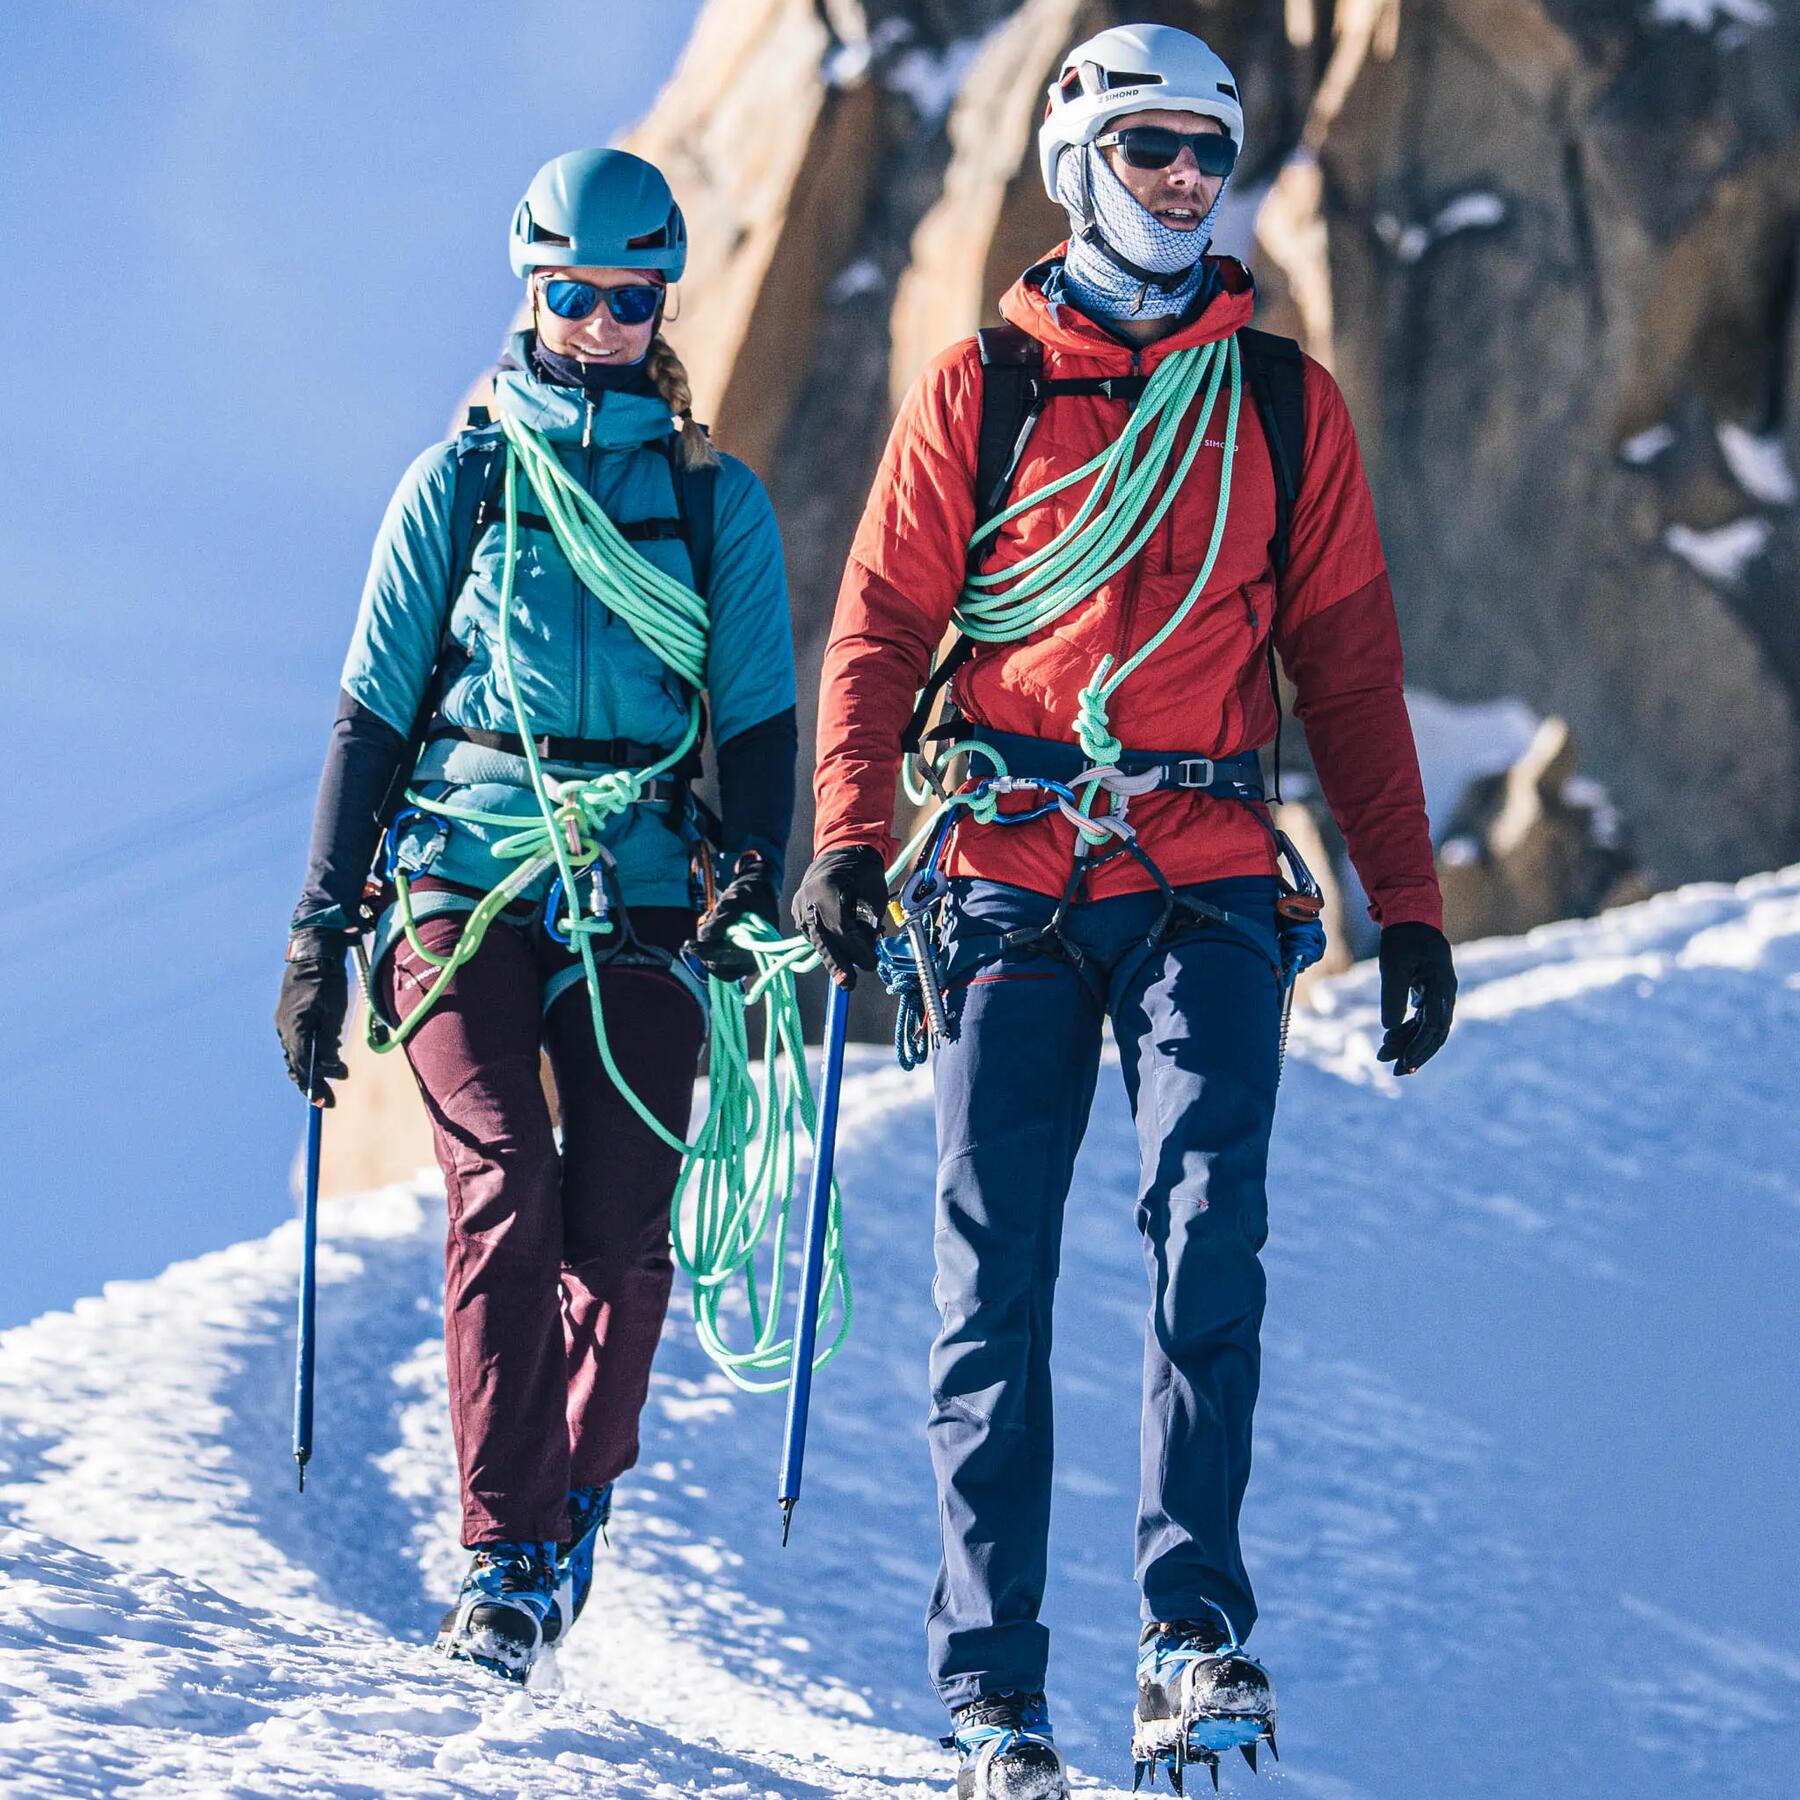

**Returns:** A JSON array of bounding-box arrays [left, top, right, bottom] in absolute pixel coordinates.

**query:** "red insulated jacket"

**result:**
[[813, 254, 1443, 931]]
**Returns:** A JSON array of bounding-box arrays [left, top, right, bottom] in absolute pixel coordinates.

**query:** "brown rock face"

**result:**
[[1437, 717, 1648, 943], [1318, 0, 1800, 892], [626, 0, 1796, 904], [319, 0, 1799, 1190]]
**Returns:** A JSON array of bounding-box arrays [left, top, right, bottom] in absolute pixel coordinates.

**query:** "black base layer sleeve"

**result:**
[[715, 706, 799, 890], [290, 690, 411, 935]]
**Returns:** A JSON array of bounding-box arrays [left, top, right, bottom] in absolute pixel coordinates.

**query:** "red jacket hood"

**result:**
[[997, 251, 1258, 371]]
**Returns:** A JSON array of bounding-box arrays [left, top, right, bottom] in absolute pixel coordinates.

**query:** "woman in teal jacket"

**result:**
[[275, 150, 798, 1682]]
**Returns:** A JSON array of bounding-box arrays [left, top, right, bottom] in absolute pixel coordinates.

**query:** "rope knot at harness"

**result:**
[[1072, 654, 1122, 767]]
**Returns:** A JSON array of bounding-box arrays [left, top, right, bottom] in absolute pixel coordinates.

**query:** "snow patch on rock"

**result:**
[[1650, 0, 1775, 31], [1621, 422, 1677, 465], [1405, 690, 1544, 844], [1665, 516, 1774, 583], [827, 258, 884, 304], [1376, 190, 1509, 264], [1717, 421, 1798, 505], [885, 32, 995, 124]]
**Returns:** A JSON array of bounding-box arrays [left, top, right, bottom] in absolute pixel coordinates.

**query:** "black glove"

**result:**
[[1376, 921, 1457, 1076], [276, 930, 351, 1106], [793, 845, 889, 988], [685, 853, 782, 982]]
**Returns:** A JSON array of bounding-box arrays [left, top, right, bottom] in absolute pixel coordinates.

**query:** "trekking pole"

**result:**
[[777, 977, 850, 1545], [293, 1047, 322, 1492]]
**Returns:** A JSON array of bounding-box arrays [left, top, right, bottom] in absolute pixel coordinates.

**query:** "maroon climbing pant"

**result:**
[[378, 888, 702, 1547]]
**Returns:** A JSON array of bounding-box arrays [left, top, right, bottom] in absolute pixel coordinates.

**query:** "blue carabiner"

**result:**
[[383, 806, 425, 880], [544, 877, 571, 945], [968, 775, 1083, 827]]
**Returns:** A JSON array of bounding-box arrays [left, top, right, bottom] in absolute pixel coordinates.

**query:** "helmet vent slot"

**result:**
[[1106, 70, 1162, 88], [528, 223, 573, 247]]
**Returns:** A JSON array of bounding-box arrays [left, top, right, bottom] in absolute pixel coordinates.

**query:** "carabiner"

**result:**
[[382, 806, 424, 881], [1273, 829, 1325, 922]]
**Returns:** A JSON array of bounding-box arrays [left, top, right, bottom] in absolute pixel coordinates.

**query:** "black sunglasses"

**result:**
[[540, 279, 664, 325], [1095, 126, 1238, 178]]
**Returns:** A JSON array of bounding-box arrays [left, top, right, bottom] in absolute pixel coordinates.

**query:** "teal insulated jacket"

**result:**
[[339, 333, 796, 908]]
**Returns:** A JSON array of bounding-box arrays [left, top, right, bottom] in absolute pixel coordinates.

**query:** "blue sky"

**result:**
[[0, 1, 702, 1328]]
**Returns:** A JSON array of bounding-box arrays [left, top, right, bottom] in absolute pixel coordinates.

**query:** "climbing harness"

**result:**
[[879, 327, 1328, 1072], [354, 415, 849, 1394]]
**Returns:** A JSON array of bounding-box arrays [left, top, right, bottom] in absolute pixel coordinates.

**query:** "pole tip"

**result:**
[[779, 1496, 795, 1547], [296, 1456, 308, 1494]]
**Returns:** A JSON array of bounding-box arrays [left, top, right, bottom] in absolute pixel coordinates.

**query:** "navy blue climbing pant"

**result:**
[[924, 875, 1283, 1709]]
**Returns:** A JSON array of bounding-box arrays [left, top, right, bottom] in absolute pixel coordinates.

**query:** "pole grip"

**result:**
[[777, 978, 851, 1534]]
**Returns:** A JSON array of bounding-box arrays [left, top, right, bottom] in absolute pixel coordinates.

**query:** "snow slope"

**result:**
[[2, 870, 1797, 1797]]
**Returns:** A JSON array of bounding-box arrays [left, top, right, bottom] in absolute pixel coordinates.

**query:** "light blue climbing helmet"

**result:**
[[508, 148, 688, 280]]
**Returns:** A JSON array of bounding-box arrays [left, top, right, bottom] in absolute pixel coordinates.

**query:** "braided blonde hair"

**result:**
[[646, 334, 717, 470]]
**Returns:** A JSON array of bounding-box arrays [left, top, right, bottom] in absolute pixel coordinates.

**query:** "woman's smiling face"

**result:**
[[532, 266, 662, 362]]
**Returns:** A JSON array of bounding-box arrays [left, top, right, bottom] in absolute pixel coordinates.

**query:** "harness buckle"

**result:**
[[1174, 757, 1216, 789]]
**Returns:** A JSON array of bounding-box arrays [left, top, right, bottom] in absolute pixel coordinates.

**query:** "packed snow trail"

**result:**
[[2, 870, 1797, 1796]]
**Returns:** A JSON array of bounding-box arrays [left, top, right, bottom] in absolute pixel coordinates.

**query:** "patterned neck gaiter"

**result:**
[[1054, 141, 1227, 321]]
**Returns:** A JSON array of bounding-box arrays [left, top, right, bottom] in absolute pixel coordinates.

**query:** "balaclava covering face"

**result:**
[[1053, 139, 1228, 321]]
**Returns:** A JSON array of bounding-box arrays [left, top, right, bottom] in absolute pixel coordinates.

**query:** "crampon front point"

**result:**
[[1131, 1617, 1277, 1793]]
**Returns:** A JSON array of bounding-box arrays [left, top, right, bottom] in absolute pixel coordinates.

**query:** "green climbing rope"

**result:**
[[902, 334, 1244, 857], [956, 334, 1241, 773], [363, 417, 850, 1393]]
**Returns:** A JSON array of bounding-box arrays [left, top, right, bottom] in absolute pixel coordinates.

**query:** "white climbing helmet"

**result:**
[[1037, 22, 1245, 201]]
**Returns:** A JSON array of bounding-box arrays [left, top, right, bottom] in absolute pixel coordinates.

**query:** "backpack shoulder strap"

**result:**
[[972, 324, 1046, 548], [371, 423, 503, 839], [664, 431, 719, 600], [447, 421, 508, 602], [1236, 327, 1306, 580], [1236, 327, 1306, 807], [900, 328, 1047, 757]]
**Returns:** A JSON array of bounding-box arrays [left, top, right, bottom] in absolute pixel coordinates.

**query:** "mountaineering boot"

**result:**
[[944, 1691, 1069, 1800], [1131, 1617, 1277, 1792], [436, 1540, 561, 1683], [547, 1482, 613, 1644]]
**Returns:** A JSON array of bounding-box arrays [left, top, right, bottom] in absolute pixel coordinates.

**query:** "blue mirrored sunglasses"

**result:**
[[541, 279, 664, 325]]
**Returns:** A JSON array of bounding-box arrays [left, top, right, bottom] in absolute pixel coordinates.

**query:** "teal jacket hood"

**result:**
[[490, 331, 676, 449]]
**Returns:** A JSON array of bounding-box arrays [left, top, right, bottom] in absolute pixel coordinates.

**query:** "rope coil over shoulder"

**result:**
[[362, 417, 849, 1393]]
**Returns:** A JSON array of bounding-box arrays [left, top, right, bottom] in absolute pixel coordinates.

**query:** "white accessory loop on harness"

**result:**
[[1075, 763, 1164, 799]]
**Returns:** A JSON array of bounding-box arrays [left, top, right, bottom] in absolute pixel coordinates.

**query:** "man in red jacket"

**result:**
[[796, 23, 1455, 1797]]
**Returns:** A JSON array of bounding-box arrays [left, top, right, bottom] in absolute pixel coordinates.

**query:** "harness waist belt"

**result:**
[[427, 723, 701, 777], [965, 724, 1266, 801]]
